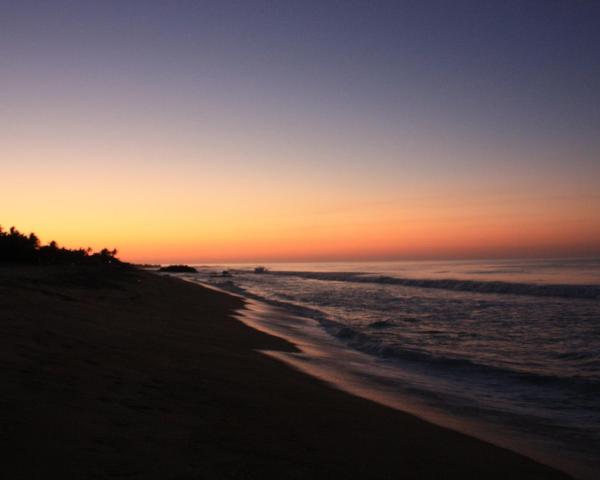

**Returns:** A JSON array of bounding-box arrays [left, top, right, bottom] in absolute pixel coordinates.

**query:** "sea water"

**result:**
[[175, 258, 600, 479]]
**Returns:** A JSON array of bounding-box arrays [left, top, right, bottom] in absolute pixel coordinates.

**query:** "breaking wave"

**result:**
[[267, 271, 600, 299]]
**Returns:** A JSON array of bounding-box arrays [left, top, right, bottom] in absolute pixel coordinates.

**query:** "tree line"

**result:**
[[0, 225, 121, 265]]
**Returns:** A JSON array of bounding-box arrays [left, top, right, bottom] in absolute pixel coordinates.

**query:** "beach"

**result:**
[[1, 265, 570, 479]]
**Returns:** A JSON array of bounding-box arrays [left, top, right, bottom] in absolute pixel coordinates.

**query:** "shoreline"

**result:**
[[2, 265, 571, 479], [216, 290, 588, 479]]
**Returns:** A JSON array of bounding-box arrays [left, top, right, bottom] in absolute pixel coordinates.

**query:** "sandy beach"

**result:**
[[1, 265, 571, 479]]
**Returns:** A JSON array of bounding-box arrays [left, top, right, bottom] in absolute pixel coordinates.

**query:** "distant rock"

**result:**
[[158, 265, 198, 273], [254, 266, 268, 273]]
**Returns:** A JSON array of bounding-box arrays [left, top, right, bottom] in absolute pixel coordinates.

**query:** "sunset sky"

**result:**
[[2, 1, 599, 263]]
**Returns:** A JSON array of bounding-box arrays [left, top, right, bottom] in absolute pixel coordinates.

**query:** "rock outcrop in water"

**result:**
[[158, 265, 198, 273]]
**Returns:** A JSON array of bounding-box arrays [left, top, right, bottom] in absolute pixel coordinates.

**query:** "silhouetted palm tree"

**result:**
[[0, 225, 122, 266]]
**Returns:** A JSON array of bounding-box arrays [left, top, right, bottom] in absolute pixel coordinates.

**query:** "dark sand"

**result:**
[[0, 266, 570, 479]]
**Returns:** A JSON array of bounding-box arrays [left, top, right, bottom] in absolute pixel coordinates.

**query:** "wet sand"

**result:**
[[0, 265, 571, 479]]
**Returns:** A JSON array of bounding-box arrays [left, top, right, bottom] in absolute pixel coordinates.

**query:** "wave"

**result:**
[[318, 317, 600, 396], [208, 279, 330, 321], [205, 277, 600, 396], [268, 271, 600, 299]]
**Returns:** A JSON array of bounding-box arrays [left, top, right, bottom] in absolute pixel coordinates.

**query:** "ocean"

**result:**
[[171, 258, 600, 479]]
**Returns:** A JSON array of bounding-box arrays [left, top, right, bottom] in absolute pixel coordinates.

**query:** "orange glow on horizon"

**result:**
[[4, 107, 599, 264], [5, 189, 598, 263]]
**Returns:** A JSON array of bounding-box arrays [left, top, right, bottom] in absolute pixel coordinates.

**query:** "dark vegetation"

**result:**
[[0, 225, 122, 265], [158, 265, 197, 273]]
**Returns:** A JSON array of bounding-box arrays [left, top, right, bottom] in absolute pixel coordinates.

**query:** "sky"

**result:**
[[2, 0, 599, 263]]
